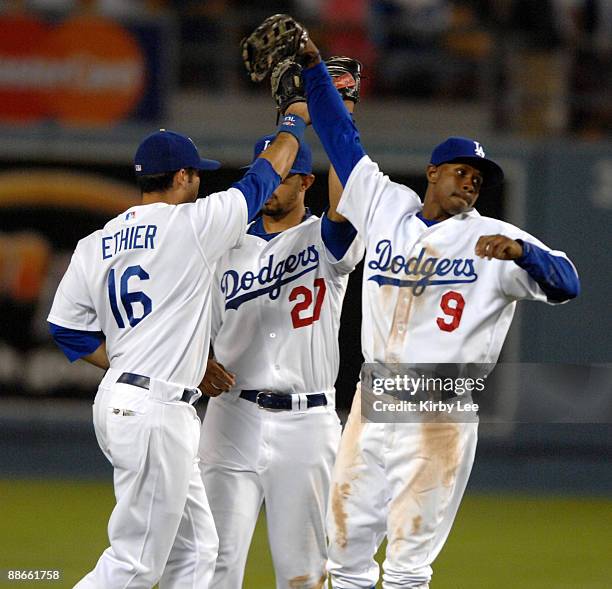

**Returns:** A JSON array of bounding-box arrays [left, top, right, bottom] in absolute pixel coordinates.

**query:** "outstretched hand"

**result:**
[[200, 358, 236, 397], [475, 235, 523, 260], [300, 37, 322, 68]]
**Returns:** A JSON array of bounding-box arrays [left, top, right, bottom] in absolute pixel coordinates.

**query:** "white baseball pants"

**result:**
[[327, 386, 478, 589], [199, 391, 342, 589], [74, 369, 219, 589]]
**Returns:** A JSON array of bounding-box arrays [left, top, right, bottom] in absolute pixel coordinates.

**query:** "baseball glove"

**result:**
[[241, 14, 309, 82], [271, 59, 305, 115], [325, 56, 363, 102]]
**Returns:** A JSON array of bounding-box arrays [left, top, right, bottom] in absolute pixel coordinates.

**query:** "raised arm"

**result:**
[[300, 43, 366, 187], [232, 111, 307, 221], [240, 17, 365, 188], [258, 126, 303, 179], [327, 98, 357, 221]]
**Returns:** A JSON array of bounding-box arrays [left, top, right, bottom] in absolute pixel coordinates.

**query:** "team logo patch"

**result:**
[[474, 141, 485, 158], [368, 241, 478, 296]]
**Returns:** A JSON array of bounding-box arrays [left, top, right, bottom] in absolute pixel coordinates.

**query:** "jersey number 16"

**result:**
[[108, 265, 152, 328]]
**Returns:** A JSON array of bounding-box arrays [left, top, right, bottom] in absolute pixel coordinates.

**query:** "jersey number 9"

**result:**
[[436, 290, 465, 332]]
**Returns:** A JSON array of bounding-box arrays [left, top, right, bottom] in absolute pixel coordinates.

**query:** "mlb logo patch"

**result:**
[[125, 211, 136, 221], [135, 164, 142, 171]]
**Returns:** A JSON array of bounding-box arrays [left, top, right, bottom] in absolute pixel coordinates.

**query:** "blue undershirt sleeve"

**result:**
[[48, 322, 104, 362], [321, 213, 358, 261], [514, 240, 580, 302], [302, 62, 366, 186], [233, 158, 282, 221]]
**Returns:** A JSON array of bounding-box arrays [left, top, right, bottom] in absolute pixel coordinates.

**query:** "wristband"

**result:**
[[277, 113, 306, 145]]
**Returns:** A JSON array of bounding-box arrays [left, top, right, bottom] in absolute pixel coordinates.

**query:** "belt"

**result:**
[[117, 372, 202, 406], [240, 389, 327, 411]]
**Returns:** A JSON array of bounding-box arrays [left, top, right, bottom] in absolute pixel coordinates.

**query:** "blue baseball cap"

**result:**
[[134, 129, 221, 176], [246, 134, 312, 175], [430, 136, 504, 187]]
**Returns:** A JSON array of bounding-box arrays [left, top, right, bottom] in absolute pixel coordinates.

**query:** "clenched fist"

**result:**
[[475, 235, 523, 260]]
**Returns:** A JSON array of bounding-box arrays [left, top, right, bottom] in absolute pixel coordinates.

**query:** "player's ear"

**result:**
[[301, 173, 315, 191], [426, 164, 439, 183], [173, 168, 186, 187]]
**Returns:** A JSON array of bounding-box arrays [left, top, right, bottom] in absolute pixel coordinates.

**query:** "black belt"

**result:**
[[240, 389, 327, 410], [117, 372, 201, 406]]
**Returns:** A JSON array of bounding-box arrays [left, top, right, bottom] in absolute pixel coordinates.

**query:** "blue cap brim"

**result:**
[[444, 157, 504, 188], [199, 158, 221, 171]]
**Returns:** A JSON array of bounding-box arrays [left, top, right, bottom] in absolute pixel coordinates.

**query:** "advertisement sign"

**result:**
[[0, 14, 168, 124]]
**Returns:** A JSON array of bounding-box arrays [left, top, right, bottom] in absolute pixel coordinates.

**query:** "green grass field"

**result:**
[[0, 480, 610, 588]]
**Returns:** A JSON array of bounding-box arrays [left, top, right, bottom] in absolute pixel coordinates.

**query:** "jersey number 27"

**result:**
[[289, 278, 327, 329]]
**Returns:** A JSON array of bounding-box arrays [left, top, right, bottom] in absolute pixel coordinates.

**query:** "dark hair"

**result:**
[[136, 168, 198, 194], [136, 171, 176, 194]]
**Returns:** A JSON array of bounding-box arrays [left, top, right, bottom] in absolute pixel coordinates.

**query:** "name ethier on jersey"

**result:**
[[221, 245, 319, 310], [102, 225, 157, 260], [368, 240, 478, 295]]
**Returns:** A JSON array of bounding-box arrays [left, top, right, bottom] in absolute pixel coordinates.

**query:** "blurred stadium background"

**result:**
[[0, 1, 610, 587]]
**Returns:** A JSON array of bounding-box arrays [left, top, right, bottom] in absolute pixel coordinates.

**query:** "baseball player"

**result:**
[[198, 85, 363, 587], [46, 112, 311, 589], [241, 18, 580, 589]]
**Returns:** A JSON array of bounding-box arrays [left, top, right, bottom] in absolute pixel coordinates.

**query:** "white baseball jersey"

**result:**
[[200, 214, 363, 588], [48, 190, 247, 387], [338, 155, 574, 366], [327, 155, 578, 589], [210, 214, 363, 396]]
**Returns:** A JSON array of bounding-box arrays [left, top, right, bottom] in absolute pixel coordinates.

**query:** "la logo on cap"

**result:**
[[474, 141, 485, 158]]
